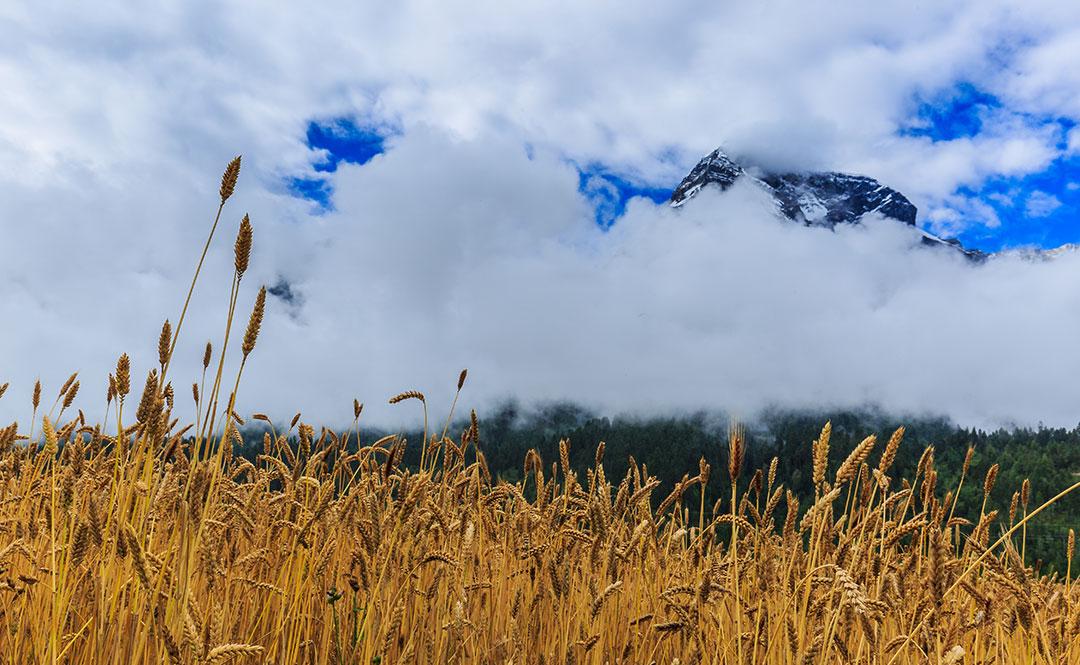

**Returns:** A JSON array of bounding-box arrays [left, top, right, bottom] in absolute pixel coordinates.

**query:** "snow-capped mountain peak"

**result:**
[[671, 147, 986, 260]]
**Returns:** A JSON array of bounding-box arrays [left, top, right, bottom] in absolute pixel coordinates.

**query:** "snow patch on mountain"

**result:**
[[670, 148, 986, 260]]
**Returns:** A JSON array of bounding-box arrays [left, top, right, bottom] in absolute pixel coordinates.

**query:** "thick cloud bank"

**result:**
[[251, 133, 1080, 428], [7, 130, 1078, 429]]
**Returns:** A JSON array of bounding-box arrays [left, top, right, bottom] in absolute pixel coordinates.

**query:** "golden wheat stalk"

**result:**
[[162, 156, 241, 384]]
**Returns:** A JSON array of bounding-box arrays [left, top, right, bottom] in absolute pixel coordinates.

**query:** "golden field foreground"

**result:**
[[2, 158, 1079, 664], [2, 409, 1080, 665]]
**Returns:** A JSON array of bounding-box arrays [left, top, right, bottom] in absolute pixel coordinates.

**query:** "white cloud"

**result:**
[[855, 115, 1062, 211], [5, 2, 1080, 428], [254, 132, 1080, 428], [1025, 190, 1063, 217], [987, 191, 1016, 206], [925, 196, 1002, 237], [994, 25, 1080, 119]]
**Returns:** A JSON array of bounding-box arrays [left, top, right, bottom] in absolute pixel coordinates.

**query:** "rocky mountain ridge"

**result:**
[[670, 148, 987, 260]]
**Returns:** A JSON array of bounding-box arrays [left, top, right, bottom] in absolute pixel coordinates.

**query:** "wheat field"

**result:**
[[1, 159, 1078, 664]]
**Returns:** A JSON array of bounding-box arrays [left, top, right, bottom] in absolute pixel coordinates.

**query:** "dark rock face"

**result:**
[[669, 149, 744, 204], [759, 172, 917, 227], [671, 147, 984, 260], [670, 148, 917, 227]]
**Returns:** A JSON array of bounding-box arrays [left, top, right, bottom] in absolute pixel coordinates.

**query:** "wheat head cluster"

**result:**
[[1, 159, 1079, 665]]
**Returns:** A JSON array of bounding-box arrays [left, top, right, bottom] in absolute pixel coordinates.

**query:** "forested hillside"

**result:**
[[236, 402, 1080, 573]]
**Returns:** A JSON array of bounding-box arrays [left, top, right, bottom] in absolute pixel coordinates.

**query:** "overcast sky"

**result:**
[[4, 2, 1080, 428]]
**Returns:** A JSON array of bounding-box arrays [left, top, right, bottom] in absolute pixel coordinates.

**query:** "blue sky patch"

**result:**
[[305, 118, 388, 171], [577, 165, 672, 228], [905, 84, 1080, 251], [287, 176, 334, 211], [951, 154, 1080, 251], [903, 83, 1001, 141], [287, 117, 391, 211]]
